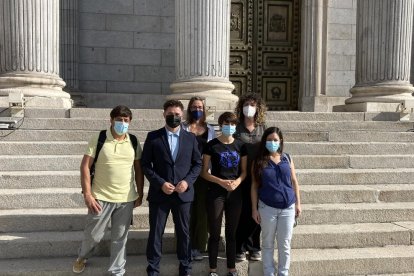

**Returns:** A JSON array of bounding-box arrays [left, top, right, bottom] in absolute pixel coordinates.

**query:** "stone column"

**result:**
[[346, 0, 414, 111], [168, 0, 238, 109], [0, 0, 71, 108], [60, 0, 79, 92], [299, 0, 327, 111]]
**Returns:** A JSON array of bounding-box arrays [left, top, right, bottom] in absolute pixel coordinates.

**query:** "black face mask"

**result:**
[[165, 115, 181, 128]]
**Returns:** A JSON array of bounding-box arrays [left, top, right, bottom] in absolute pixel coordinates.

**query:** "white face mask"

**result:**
[[243, 105, 256, 118]]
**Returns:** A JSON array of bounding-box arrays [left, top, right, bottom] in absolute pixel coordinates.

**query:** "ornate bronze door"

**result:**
[[230, 0, 300, 110]]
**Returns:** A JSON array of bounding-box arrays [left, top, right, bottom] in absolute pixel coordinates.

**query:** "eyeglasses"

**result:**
[[190, 106, 203, 111]]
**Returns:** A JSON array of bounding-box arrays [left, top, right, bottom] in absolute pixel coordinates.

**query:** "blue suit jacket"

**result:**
[[141, 127, 202, 203]]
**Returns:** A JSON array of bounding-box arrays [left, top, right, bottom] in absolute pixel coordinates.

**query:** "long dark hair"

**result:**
[[253, 127, 284, 185], [186, 96, 207, 125]]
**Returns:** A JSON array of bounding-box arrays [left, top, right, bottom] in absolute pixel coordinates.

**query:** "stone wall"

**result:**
[[325, 0, 356, 98], [78, 0, 175, 108]]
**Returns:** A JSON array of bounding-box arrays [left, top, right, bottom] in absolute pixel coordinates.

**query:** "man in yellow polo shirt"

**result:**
[[73, 105, 144, 276]]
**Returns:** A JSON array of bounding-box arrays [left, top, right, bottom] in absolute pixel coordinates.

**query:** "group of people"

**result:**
[[72, 93, 301, 276]]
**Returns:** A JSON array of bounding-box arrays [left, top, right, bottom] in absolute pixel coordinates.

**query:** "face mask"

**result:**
[[191, 110, 203, 120], [221, 125, 236, 136], [166, 115, 181, 128], [266, 141, 280, 153], [243, 105, 256, 118], [113, 121, 129, 135]]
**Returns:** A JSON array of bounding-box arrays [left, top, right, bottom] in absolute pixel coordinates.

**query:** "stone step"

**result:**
[[300, 184, 414, 204], [2, 168, 414, 189], [293, 155, 414, 169], [0, 171, 79, 188], [2, 202, 414, 233], [0, 228, 224, 259], [328, 130, 414, 142], [13, 117, 412, 132], [0, 155, 83, 171], [292, 221, 414, 249], [296, 168, 414, 185], [3, 140, 414, 156], [3, 128, 414, 143], [0, 129, 149, 142], [5, 154, 414, 171], [0, 208, 171, 233], [1, 246, 414, 276], [0, 141, 87, 155], [69, 108, 165, 120], [289, 245, 414, 276], [285, 142, 414, 155], [0, 255, 249, 276], [1, 222, 412, 259], [2, 184, 414, 210], [69, 109, 402, 122], [300, 202, 414, 225]]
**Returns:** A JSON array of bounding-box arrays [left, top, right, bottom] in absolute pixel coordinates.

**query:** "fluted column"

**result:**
[[0, 0, 71, 108], [168, 0, 238, 109], [346, 0, 414, 111], [299, 0, 326, 111], [60, 0, 79, 92]]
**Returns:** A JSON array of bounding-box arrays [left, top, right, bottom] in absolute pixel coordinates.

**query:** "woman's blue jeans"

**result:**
[[258, 200, 295, 276]]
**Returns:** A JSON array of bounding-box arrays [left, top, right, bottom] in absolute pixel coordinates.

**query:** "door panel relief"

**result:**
[[230, 0, 300, 110]]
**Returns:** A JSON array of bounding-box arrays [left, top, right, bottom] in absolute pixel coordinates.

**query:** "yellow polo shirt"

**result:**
[[85, 129, 142, 203]]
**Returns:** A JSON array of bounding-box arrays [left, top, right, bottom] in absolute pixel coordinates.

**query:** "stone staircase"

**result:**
[[1, 109, 414, 275]]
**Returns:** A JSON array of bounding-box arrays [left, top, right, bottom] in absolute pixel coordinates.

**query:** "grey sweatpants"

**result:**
[[78, 200, 134, 276]]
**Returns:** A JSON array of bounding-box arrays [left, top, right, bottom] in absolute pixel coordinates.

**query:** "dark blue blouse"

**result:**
[[258, 154, 296, 209]]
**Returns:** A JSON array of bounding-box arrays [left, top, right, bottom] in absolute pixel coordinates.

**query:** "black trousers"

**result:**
[[236, 177, 261, 254], [146, 196, 192, 276], [207, 187, 242, 269]]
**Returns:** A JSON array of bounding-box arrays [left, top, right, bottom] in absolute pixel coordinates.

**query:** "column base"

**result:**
[[0, 87, 72, 108], [0, 72, 72, 108], [169, 80, 238, 110], [346, 85, 414, 103], [342, 102, 406, 112]]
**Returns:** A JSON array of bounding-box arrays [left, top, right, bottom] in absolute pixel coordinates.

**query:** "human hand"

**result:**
[[252, 209, 261, 224], [175, 180, 188, 193], [134, 197, 143, 208], [295, 204, 302, 217], [228, 179, 241, 191], [84, 194, 102, 214], [219, 179, 233, 191], [161, 182, 175, 195]]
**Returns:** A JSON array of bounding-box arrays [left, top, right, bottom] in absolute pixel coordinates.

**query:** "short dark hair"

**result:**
[[110, 105, 132, 120], [163, 99, 184, 111], [218, 112, 237, 126]]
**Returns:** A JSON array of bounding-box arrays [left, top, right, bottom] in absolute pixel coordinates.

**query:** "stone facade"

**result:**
[[1, 0, 413, 111], [77, 0, 175, 108]]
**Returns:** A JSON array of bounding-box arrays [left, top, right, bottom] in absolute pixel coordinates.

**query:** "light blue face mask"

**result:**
[[221, 125, 236, 136], [266, 141, 280, 153], [114, 121, 129, 135]]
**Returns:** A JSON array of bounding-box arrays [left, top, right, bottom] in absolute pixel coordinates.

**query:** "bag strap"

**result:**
[[129, 133, 138, 155], [89, 130, 107, 183], [282, 152, 291, 164]]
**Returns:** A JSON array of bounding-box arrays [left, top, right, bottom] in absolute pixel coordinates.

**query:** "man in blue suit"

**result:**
[[141, 99, 202, 276]]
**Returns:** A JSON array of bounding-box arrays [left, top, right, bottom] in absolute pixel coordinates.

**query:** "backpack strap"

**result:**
[[89, 130, 107, 185], [129, 133, 138, 156], [282, 152, 291, 164]]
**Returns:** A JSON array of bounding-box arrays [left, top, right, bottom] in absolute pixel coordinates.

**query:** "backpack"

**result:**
[[89, 130, 138, 185]]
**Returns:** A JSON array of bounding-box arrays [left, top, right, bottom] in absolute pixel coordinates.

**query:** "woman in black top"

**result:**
[[182, 96, 216, 261], [234, 93, 267, 262], [201, 112, 247, 276]]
